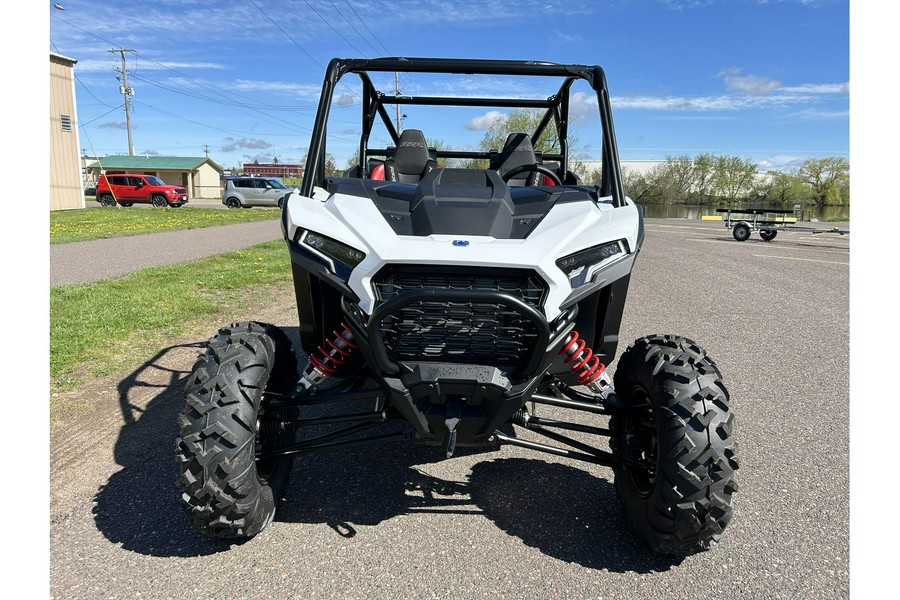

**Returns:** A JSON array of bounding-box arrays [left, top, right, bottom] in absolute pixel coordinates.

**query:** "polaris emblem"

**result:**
[[452, 240, 470, 247]]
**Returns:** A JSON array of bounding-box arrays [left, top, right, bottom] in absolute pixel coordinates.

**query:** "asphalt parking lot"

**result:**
[[49, 218, 851, 599]]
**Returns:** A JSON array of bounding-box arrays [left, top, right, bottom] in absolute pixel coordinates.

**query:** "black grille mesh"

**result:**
[[372, 266, 546, 366]]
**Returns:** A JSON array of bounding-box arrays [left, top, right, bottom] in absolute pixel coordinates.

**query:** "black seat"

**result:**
[[383, 129, 436, 183], [496, 133, 541, 186]]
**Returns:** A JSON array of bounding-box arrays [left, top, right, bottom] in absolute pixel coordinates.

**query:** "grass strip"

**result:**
[[50, 239, 292, 392], [50, 206, 280, 244]]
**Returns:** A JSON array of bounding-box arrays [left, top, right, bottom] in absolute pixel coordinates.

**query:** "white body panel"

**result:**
[[284, 186, 642, 321]]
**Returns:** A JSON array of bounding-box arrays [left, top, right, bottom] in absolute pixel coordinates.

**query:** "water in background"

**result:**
[[640, 204, 850, 221]]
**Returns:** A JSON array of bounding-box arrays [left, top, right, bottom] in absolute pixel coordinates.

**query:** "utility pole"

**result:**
[[109, 48, 136, 156], [204, 145, 209, 158]]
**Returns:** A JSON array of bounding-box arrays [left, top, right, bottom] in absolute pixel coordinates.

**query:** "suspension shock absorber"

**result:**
[[558, 330, 612, 394], [299, 323, 358, 390]]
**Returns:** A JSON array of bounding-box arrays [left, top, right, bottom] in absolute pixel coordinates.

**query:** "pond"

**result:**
[[640, 204, 850, 222]]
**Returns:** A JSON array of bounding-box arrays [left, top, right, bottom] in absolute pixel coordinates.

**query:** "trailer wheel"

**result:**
[[610, 334, 738, 556], [176, 321, 299, 539], [732, 223, 751, 241], [760, 229, 777, 241]]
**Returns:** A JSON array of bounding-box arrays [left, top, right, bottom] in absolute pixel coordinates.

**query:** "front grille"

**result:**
[[372, 266, 546, 366]]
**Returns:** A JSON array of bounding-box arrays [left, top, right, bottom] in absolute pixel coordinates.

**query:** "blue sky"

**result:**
[[47, 0, 849, 172]]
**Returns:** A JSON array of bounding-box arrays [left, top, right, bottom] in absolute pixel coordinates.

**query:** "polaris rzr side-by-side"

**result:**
[[176, 57, 738, 556]]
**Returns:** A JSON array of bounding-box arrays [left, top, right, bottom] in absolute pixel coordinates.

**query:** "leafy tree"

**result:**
[[324, 154, 341, 177], [798, 157, 849, 205], [479, 109, 562, 154], [712, 156, 758, 202], [621, 165, 655, 203], [663, 155, 696, 201], [690, 153, 715, 203], [758, 170, 814, 206]]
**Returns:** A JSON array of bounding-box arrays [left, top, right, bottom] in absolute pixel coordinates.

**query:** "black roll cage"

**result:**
[[300, 57, 626, 207]]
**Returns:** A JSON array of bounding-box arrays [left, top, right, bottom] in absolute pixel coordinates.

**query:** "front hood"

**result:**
[[283, 179, 641, 320]]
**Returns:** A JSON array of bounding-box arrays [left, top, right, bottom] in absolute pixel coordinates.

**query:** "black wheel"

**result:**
[[732, 223, 751, 242], [151, 195, 168, 208], [760, 229, 777, 241], [119, 202, 133, 207], [98, 194, 116, 207], [610, 334, 738, 556], [176, 322, 299, 539], [225, 197, 242, 209]]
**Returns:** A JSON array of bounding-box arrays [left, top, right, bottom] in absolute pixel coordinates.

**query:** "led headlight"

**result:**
[[556, 240, 626, 288], [299, 230, 366, 279]]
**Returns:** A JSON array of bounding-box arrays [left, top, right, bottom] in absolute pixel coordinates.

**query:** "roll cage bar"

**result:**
[[301, 57, 626, 208]]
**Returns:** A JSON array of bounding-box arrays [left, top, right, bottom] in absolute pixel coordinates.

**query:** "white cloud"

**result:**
[[465, 111, 505, 131], [221, 137, 273, 153], [781, 82, 849, 94], [612, 91, 834, 111], [718, 67, 781, 95], [335, 94, 355, 107], [569, 91, 598, 125], [232, 79, 322, 99]]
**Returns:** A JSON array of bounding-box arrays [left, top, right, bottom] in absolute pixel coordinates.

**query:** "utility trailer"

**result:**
[[717, 208, 848, 242]]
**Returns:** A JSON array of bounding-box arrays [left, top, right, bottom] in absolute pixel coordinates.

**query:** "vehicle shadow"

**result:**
[[91, 326, 678, 571]]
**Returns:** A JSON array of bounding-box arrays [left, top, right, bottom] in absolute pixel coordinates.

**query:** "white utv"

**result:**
[[176, 57, 738, 556]]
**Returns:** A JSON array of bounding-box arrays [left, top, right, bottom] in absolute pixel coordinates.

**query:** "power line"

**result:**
[[343, 0, 392, 56], [300, 0, 368, 56]]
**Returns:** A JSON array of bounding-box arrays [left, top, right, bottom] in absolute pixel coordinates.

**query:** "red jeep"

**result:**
[[96, 174, 188, 208]]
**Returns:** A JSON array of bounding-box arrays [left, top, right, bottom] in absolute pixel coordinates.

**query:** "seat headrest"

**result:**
[[392, 129, 431, 176], [497, 133, 537, 178]]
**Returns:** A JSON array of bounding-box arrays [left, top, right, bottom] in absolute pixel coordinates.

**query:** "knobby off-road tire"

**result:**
[[176, 321, 299, 539], [610, 334, 738, 556]]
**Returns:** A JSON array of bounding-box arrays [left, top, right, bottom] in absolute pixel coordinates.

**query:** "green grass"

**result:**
[[50, 239, 293, 394], [50, 206, 279, 244]]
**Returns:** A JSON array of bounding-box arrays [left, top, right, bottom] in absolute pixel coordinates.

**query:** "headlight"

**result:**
[[556, 240, 626, 288], [299, 229, 366, 279]]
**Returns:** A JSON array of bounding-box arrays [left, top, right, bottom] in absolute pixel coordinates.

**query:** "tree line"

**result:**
[[583, 154, 849, 207]]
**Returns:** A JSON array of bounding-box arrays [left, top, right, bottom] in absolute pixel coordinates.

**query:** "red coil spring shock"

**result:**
[[304, 323, 358, 384], [558, 330, 606, 386]]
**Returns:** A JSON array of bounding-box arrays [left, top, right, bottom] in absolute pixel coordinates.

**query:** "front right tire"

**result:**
[[176, 322, 299, 539], [610, 334, 738, 556]]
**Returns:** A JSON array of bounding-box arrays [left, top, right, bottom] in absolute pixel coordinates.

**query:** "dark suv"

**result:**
[[222, 176, 292, 208], [96, 174, 188, 208]]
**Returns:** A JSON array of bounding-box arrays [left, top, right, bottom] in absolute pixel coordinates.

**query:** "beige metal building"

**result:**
[[50, 52, 84, 211], [85, 156, 225, 199]]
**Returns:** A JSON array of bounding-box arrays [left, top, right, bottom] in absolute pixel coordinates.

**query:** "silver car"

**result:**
[[222, 177, 292, 208]]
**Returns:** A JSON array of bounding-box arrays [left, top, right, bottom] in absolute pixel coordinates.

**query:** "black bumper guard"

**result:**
[[359, 288, 552, 379]]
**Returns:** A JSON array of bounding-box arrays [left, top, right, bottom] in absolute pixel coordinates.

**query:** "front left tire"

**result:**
[[610, 334, 738, 556], [176, 322, 299, 539]]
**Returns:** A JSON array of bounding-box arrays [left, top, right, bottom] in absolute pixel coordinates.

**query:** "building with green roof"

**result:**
[[86, 156, 224, 200]]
